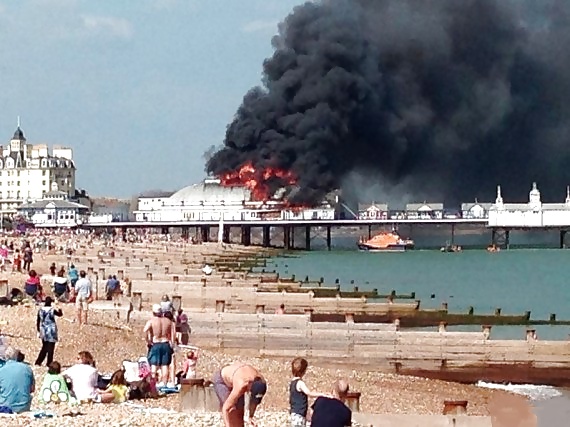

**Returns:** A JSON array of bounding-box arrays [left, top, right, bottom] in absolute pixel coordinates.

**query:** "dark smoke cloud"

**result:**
[[206, 0, 570, 205]]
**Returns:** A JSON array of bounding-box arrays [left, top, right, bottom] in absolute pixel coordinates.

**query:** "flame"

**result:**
[[219, 162, 297, 201]]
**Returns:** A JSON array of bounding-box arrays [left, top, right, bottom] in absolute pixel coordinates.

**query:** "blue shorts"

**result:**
[[147, 342, 172, 366]]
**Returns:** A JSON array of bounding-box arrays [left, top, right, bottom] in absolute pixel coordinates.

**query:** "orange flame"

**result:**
[[219, 162, 297, 201]]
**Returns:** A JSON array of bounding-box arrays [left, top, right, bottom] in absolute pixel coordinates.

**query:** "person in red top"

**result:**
[[24, 270, 43, 302]]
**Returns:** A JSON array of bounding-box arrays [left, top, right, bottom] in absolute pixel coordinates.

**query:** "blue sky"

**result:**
[[0, 0, 304, 197]]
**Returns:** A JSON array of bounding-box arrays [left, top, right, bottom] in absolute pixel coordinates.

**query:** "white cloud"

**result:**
[[81, 15, 133, 39], [241, 19, 278, 34]]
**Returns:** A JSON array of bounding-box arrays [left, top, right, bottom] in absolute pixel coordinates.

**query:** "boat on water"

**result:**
[[358, 231, 414, 252], [441, 243, 463, 253]]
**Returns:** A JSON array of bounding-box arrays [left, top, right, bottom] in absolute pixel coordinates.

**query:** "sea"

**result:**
[[264, 246, 570, 425]]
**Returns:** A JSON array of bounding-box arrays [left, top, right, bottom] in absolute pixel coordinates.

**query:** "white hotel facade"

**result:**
[[0, 125, 76, 217]]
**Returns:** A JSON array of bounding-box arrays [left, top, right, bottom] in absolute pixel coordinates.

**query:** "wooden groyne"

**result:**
[[172, 312, 570, 387]]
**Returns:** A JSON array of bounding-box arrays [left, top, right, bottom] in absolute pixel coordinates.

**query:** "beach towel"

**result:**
[[39, 373, 73, 404]]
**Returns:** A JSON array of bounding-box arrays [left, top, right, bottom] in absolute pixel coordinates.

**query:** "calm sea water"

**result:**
[[267, 248, 570, 340]]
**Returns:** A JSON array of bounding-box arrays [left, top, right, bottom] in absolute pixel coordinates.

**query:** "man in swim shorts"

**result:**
[[212, 361, 267, 427], [143, 304, 174, 387]]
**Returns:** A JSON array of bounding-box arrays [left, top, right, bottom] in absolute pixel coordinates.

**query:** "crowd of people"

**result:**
[[0, 230, 355, 426]]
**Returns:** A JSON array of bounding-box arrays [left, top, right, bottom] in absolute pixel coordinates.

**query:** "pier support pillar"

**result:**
[[450, 223, 455, 245], [491, 228, 510, 249], [305, 226, 311, 251], [326, 226, 332, 251], [283, 226, 292, 250], [181, 226, 189, 240], [241, 226, 251, 246], [262, 226, 271, 247], [560, 230, 568, 249], [291, 227, 295, 249], [368, 224, 372, 239], [223, 225, 231, 243], [201, 226, 210, 243]]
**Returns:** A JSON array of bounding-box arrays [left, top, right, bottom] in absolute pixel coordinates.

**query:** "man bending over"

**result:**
[[212, 361, 267, 427]]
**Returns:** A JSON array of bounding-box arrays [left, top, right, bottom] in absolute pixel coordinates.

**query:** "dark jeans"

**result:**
[[35, 341, 55, 366]]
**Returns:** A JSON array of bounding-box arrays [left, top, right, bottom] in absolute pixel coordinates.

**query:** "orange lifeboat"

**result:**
[[358, 231, 414, 252]]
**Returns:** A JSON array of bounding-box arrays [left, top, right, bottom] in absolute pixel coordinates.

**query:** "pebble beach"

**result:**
[[0, 235, 531, 426]]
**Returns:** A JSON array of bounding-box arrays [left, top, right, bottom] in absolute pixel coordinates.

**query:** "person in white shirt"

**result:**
[[74, 271, 92, 326], [63, 351, 100, 402]]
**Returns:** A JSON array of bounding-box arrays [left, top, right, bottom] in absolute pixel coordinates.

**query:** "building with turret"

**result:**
[[488, 183, 570, 227], [0, 124, 76, 216]]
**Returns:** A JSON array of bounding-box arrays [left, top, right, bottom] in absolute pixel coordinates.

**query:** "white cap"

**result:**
[[152, 304, 162, 314]]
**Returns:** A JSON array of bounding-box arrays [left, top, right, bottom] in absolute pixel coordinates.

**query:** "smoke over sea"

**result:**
[[206, 0, 570, 206]]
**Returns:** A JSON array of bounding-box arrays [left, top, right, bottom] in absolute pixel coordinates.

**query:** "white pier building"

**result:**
[[488, 183, 570, 228]]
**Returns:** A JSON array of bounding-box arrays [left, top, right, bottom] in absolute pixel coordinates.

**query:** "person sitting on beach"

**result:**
[[0, 346, 35, 413], [212, 361, 267, 427], [39, 361, 72, 404], [181, 349, 199, 380], [62, 351, 100, 403], [289, 357, 330, 427], [98, 369, 129, 404], [52, 270, 69, 301], [24, 270, 42, 302], [310, 380, 352, 427], [275, 304, 286, 315], [144, 304, 174, 388]]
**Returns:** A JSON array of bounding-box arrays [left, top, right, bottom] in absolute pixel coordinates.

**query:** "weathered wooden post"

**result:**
[[443, 400, 468, 415], [0, 280, 9, 298], [345, 392, 361, 412], [132, 292, 142, 311], [482, 325, 492, 340], [172, 295, 182, 312], [179, 379, 220, 412], [215, 300, 225, 313]]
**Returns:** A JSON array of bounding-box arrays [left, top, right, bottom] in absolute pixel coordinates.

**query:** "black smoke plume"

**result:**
[[206, 0, 570, 205]]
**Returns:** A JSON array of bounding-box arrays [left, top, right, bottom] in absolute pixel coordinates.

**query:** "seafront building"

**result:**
[[488, 183, 570, 227], [0, 124, 76, 217]]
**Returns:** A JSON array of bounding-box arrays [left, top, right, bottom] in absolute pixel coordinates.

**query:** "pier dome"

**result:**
[[169, 179, 251, 204]]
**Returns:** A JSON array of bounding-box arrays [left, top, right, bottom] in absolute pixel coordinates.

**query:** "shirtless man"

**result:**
[[143, 304, 174, 387], [212, 361, 267, 427]]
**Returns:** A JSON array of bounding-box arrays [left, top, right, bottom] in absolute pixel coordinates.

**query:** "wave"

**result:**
[[476, 381, 563, 401]]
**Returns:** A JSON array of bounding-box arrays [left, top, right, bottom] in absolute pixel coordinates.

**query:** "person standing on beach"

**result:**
[[289, 357, 329, 427], [74, 271, 92, 326], [143, 304, 174, 387], [310, 380, 352, 427], [35, 297, 63, 366], [212, 361, 267, 427]]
